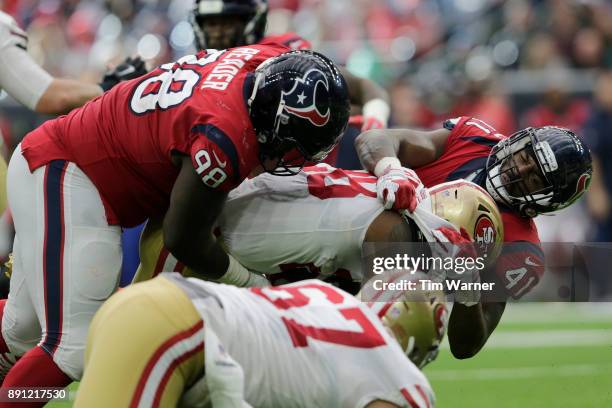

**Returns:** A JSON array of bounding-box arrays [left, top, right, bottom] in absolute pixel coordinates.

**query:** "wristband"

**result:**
[[374, 156, 402, 177], [362, 98, 390, 127], [218, 254, 253, 287]]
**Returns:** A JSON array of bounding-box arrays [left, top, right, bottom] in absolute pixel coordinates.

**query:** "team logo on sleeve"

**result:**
[[281, 69, 330, 127]]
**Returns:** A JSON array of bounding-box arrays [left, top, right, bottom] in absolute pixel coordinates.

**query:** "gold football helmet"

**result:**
[[360, 271, 448, 368], [429, 179, 504, 266]]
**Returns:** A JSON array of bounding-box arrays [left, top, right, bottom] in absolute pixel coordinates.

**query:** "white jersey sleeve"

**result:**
[[0, 11, 52, 110], [168, 274, 435, 408], [217, 164, 385, 282]]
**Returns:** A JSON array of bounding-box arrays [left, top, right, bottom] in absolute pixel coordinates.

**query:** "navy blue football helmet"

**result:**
[[485, 126, 592, 217], [247, 50, 350, 175], [191, 0, 268, 50]]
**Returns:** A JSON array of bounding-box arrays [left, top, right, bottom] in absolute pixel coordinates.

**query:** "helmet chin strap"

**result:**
[[246, 71, 264, 112]]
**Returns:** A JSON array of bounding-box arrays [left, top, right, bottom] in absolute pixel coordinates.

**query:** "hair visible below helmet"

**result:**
[[247, 50, 351, 175], [191, 0, 268, 49], [359, 271, 448, 369], [485, 126, 592, 217], [429, 179, 504, 267]]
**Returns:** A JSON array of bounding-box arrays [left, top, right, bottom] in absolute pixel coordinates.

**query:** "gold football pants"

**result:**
[[74, 276, 205, 407]]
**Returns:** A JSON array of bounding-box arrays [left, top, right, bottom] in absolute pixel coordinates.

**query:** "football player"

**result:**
[[136, 166, 502, 356], [137, 165, 503, 292], [190, 0, 391, 143], [0, 11, 145, 266], [74, 271, 441, 407], [0, 46, 350, 402], [354, 116, 593, 358]]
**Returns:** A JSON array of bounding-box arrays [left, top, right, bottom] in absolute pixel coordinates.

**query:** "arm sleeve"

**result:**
[[0, 12, 52, 110], [190, 132, 240, 193], [494, 214, 544, 298], [495, 241, 544, 299]]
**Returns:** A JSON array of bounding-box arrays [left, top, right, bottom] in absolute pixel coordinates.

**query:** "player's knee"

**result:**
[[1, 303, 40, 356], [73, 235, 122, 301]]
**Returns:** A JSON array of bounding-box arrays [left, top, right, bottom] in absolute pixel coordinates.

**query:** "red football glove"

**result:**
[[376, 167, 428, 212]]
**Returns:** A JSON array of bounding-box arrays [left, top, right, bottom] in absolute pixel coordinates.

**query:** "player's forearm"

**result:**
[[448, 301, 505, 358], [163, 219, 229, 279], [355, 129, 400, 173], [353, 77, 389, 109], [357, 127, 446, 174], [35, 78, 103, 115], [338, 66, 389, 107], [447, 303, 489, 359]]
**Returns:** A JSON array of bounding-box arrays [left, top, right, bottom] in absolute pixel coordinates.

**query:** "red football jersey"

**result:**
[[21, 44, 289, 227], [415, 116, 545, 298]]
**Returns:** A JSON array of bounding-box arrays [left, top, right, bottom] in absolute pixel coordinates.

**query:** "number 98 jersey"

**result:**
[[20, 44, 289, 227]]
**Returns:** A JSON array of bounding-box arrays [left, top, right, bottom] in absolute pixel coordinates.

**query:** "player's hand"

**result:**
[[100, 56, 148, 91], [376, 167, 429, 212], [348, 115, 386, 132], [432, 226, 481, 306], [431, 226, 472, 246]]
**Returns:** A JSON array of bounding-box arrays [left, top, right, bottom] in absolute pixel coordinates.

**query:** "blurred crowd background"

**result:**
[[0, 0, 611, 277]]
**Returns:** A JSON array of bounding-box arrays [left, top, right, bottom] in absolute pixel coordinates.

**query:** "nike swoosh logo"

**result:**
[[212, 150, 227, 168], [525, 257, 542, 267]]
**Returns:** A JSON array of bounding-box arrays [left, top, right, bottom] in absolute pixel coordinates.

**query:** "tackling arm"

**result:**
[[338, 66, 389, 105], [447, 300, 506, 359], [355, 128, 450, 175], [0, 39, 102, 114], [163, 154, 230, 280], [35, 79, 102, 115], [338, 66, 390, 129]]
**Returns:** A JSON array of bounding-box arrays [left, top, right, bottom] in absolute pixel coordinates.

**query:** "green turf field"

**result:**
[[425, 303, 612, 408], [45, 303, 612, 407]]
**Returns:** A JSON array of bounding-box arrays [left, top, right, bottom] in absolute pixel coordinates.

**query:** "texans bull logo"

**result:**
[[281, 68, 330, 127], [566, 172, 591, 205]]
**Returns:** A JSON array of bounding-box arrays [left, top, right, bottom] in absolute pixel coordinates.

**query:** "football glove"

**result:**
[[376, 166, 429, 212], [100, 56, 148, 91]]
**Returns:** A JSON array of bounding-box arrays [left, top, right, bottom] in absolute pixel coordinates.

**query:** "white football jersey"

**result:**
[[0, 11, 52, 110], [217, 164, 385, 282], [171, 275, 434, 408]]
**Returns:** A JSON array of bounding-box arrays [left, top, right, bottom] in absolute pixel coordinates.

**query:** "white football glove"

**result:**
[[376, 167, 429, 212]]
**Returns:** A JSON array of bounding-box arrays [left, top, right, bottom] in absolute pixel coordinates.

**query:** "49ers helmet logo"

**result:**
[[474, 215, 496, 256], [281, 69, 331, 127]]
